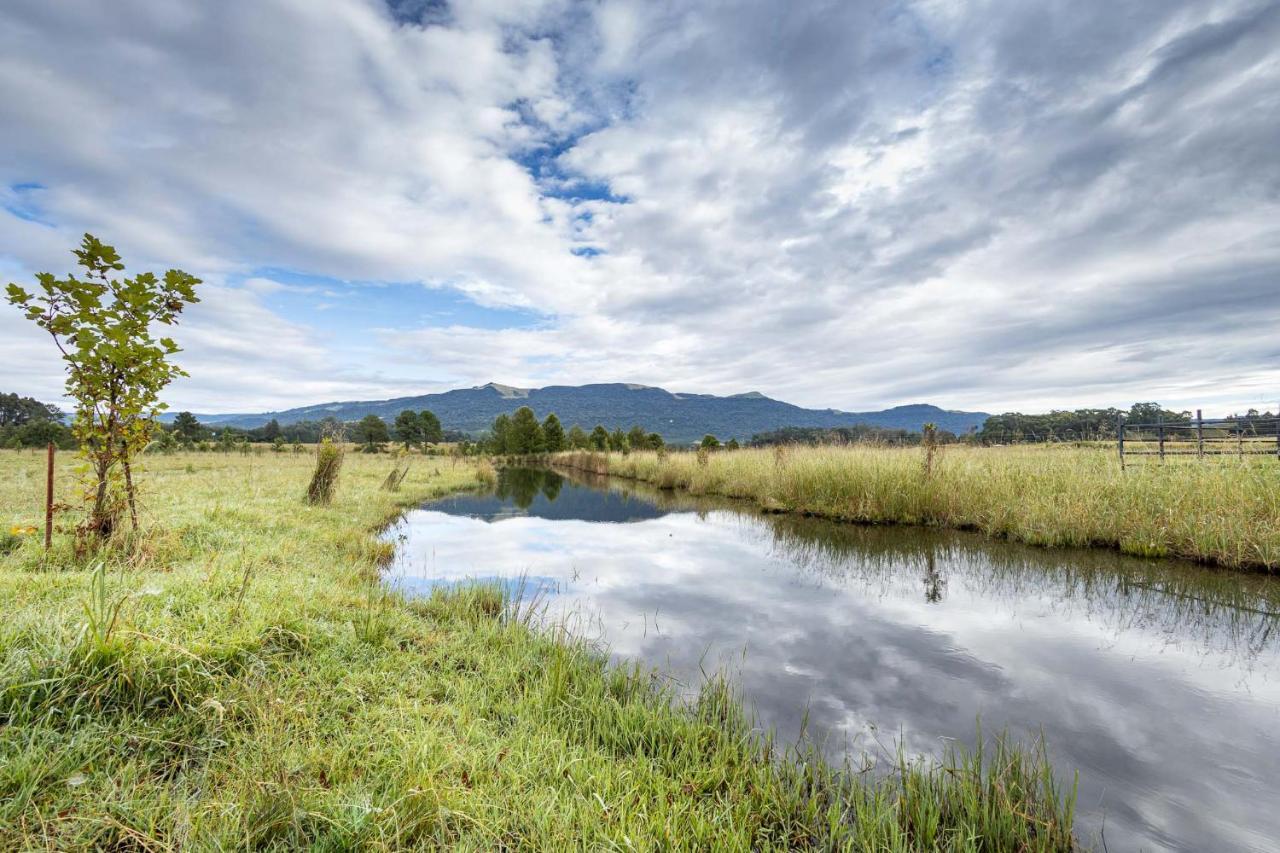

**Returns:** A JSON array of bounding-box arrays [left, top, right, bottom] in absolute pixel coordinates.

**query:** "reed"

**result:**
[[556, 444, 1280, 571]]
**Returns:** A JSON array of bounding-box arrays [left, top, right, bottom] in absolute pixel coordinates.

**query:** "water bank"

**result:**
[[547, 446, 1280, 572]]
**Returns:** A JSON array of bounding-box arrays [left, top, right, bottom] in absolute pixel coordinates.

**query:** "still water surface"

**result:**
[[385, 467, 1280, 852]]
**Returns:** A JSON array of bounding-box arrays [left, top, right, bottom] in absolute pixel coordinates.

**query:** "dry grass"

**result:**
[[556, 444, 1280, 571]]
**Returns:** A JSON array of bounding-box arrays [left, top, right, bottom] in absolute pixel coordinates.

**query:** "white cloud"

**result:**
[[2, 0, 1278, 416]]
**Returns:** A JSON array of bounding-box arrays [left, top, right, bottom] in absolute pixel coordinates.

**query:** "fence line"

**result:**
[[1117, 409, 1280, 468]]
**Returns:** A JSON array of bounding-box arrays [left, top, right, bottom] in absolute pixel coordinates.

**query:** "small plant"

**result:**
[[144, 429, 179, 455], [475, 458, 498, 486], [306, 437, 346, 505], [79, 561, 127, 655], [352, 582, 391, 645]]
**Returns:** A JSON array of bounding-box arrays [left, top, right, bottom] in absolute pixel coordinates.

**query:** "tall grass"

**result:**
[[0, 450, 1078, 849], [556, 444, 1280, 571]]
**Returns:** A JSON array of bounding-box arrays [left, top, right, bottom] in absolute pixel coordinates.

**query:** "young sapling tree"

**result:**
[[6, 234, 200, 539]]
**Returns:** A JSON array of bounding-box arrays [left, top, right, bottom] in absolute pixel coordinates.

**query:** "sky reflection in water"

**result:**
[[385, 468, 1280, 852]]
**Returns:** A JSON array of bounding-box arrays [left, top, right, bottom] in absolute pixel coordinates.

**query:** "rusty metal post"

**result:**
[[44, 441, 54, 551], [1158, 416, 1165, 463], [1196, 409, 1203, 459]]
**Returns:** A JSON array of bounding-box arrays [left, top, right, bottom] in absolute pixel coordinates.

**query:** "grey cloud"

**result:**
[[2, 0, 1278, 414]]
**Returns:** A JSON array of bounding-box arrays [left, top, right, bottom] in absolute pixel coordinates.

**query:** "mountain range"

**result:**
[[178, 382, 989, 445]]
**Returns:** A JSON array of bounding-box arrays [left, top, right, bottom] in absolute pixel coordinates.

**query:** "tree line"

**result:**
[[0, 392, 74, 449], [484, 406, 666, 455], [977, 403, 1192, 443], [749, 424, 955, 447]]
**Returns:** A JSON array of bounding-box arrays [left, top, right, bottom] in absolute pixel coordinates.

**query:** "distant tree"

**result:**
[[626, 425, 648, 451], [172, 411, 204, 442], [262, 418, 281, 442], [0, 392, 60, 427], [589, 425, 609, 451], [5, 233, 200, 537], [608, 427, 628, 453], [419, 410, 444, 445], [147, 428, 178, 454], [543, 413, 565, 452], [567, 424, 588, 449], [490, 413, 512, 454], [509, 406, 546, 454], [17, 419, 73, 449], [1126, 402, 1190, 426], [700, 434, 721, 449], [354, 414, 389, 452], [394, 409, 423, 448], [646, 432, 664, 450], [725, 438, 740, 450]]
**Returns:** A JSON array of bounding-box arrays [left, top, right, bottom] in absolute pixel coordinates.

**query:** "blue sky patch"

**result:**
[[4, 182, 54, 226], [238, 268, 547, 346]]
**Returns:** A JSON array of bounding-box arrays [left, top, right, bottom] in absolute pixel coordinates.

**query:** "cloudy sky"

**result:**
[[2, 0, 1278, 416]]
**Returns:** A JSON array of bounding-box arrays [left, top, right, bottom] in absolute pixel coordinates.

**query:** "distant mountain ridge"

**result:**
[[178, 382, 989, 444]]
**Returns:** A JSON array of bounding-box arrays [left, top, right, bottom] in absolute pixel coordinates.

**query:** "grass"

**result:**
[[1, 448, 1077, 849], [555, 444, 1280, 572]]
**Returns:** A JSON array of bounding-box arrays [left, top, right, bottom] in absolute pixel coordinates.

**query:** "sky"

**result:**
[[2, 0, 1278, 417]]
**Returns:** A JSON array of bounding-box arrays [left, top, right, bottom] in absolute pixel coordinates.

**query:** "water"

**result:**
[[385, 467, 1280, 852]]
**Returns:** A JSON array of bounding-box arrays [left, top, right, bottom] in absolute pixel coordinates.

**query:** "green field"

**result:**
[[0, 449, 1078, 850], [557, 444, 1280, 572]]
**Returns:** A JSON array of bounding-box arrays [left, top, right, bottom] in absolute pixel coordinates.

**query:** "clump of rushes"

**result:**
[[305, 438, 345, 505], [474, 457, 498, 486]]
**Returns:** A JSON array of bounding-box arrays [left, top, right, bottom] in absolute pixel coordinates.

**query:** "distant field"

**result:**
[[0, 450, 1077, 850], [557, 443, 1280, 572]]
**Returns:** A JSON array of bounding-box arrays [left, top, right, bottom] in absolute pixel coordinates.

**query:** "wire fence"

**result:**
[[1118, 410, 1280, 467]]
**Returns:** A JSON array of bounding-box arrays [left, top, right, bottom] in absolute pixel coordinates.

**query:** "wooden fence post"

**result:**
[[1157, 416, 1165, 463], [1117, 413, 1125, 470], [44, 442, 55, 551], [1196, 409, 1204, 459]]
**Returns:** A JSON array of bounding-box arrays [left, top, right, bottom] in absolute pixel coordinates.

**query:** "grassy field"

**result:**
[[0, 449, 1077, 850], [556, 444, 1280, 572]]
